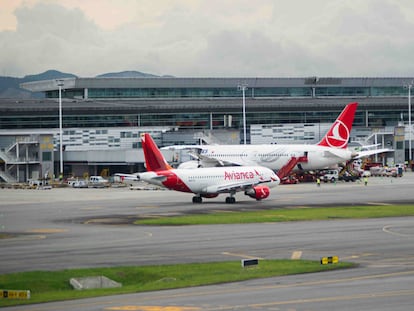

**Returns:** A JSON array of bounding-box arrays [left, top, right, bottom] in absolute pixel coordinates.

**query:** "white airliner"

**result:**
[[163, 102, 391, 177], [117, 133, 279, 204]]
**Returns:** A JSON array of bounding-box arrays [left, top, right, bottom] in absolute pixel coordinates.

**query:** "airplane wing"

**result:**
[[163, 144, 261, 167], [352, 148, 394, 159], [115, 172, 168, 182], [164, 145, 244, 167], [196, 152, 240, 166], [203, 177, 274, 194], [145, 175, 167, 182], [114, 173, 140, 181], [162, 145, 222, 165]]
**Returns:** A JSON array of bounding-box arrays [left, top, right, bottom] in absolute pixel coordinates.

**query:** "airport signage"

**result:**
[[0, 290, 30, 299], [320, 256, 339, 265], [241, 258, 259, 267]]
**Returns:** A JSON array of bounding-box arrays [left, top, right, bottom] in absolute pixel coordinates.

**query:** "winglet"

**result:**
[[317, 102, 358, 149], [141, 133, 173, 172]]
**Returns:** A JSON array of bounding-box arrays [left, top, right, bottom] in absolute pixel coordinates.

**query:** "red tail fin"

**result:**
[[141, 133, 172, 172], [318, 102, 358, 149]]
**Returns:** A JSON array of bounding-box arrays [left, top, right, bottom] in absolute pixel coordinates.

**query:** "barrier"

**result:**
[[320, 256, 339, 265], [241, 258, 259, 267], [0, 290, 30, 299]]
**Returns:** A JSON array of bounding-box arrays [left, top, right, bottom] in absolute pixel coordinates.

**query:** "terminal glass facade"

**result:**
[[6, 77, 414, 131], [0, 111, 371, 130], [45, 86, 408, 99]]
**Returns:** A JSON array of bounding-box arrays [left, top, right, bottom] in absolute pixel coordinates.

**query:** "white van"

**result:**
[[89, 176, 108, 183], [322, 170, 339, 183], [89, 176, 108, 187]]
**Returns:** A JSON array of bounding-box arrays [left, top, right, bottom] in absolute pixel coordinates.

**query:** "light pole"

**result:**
[[56, 79, 64, 180], [238, 83, 248, 144], [404, 81, 413, 163]]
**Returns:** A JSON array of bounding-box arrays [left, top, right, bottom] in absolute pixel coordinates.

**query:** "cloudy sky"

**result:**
[[1, 0, 414, 78]]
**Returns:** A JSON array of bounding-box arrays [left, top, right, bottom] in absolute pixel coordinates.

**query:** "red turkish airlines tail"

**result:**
[[317, 102, 358, 149], [141, 133, 173, 172]]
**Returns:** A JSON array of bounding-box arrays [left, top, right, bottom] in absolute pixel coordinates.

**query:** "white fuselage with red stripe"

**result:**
[[165, 102, 361, 173], [138, 165, 279, 198], [193, 143, 354, 171]]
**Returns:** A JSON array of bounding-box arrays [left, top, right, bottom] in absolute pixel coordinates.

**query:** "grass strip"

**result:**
[[0, 260, 354, 306], [134, 204, 414, 225]]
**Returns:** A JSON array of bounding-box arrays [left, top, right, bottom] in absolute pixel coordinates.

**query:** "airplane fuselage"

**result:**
[[197, 144, 354, 171], [139, 165, 279, 194]]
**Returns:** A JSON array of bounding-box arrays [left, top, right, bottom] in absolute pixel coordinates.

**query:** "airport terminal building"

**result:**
[[0, 76, 413, 182]]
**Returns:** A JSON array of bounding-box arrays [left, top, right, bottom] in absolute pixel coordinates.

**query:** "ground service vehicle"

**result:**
[[322, 170, 339, 183]]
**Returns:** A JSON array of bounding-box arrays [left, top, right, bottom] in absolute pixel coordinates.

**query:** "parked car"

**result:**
[[370, 166, 386, 176], [66, 178, 77, 187], [339, 171, 360, 182], [281, 176, 299, 184], [88, 176, 108, 188], [322, 170, 339, 183], [385, 167, 398, 177], [72, 180, 88, 188], [89, 176, 108, 183]]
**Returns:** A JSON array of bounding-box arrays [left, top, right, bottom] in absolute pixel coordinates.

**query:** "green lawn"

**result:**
[[0, 260, 354, 306], [134, 204, 414, 225]]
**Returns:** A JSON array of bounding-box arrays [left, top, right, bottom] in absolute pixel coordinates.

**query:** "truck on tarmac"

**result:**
[[321, 169, 360, 183]]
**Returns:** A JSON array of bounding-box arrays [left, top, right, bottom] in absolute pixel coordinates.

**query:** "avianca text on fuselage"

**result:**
[[224, 169, 256, 180]]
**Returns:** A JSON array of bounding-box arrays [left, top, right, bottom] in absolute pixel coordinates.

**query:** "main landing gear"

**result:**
[[192, 196, 202, 203], [192, 194, 236, 204], [225, 196, 236, 204], [225, 191, 236, 204]]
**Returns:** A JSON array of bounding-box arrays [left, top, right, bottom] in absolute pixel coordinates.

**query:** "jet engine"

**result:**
[[244, 185, 270, 200]]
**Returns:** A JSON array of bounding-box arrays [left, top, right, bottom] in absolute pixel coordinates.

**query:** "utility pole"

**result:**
[[56, 79, 64, 180], [404, 81, 413, 163], [237, 83, 248, 145]]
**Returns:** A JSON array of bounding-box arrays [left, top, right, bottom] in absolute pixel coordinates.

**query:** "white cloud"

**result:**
[[1, 0, 414, 77]]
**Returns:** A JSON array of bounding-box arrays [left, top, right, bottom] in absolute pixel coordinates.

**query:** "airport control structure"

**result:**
[[0, 76, 413, 182]]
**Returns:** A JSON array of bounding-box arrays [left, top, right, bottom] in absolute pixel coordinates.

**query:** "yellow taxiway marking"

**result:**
[[26, 228, 67, 233], [105, 272, 414, 311], [106, 306, 200, 311], [341, 253, 375, 260], [383, 225, 412, 237], [246, 289, 414, 309], [291, 251, 303, 259], [84, 218, 125, 224], [1, 234, 46, 241], [96, 270, 414, 311], [221, 252, 263, 260]]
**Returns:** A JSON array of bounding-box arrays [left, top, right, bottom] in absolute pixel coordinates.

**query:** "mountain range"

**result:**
[[0, 70, 167, 98]]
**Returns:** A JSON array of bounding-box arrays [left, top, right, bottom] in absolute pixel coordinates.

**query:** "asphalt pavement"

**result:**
[[1, 172, 414, 310]]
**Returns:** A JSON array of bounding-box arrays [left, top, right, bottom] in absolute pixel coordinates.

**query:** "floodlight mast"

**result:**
[[238, 83, 248, 145], [410, 84, 412, 162], [404, 81, 413, 163], [56, 79, 64, 179]]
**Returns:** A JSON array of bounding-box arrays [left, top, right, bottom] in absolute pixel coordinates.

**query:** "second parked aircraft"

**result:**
[[164, 102, 390, 173]]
